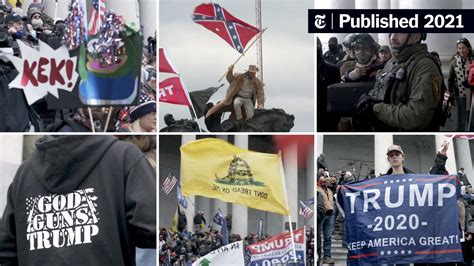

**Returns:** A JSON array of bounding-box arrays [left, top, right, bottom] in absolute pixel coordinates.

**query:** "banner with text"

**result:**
[[192, 240, 244, 266], [337, 174, 463, 265], [246, 227, 306, 266]]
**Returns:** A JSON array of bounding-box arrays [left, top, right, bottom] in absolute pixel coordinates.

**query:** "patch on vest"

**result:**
[[432, 76, 441, 101]]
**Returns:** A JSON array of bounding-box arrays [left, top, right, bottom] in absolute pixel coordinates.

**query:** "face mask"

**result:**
[[328, 44, 337, 52], [355, 51, 372, 65], [31, 18, 43, 28]]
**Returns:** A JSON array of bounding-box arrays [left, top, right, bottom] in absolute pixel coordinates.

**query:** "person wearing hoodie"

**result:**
[[0, 135, 156, 266]]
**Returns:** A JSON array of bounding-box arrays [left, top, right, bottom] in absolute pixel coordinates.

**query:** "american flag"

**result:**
[[88, 0, 106, 36], [213, 208, 224, 225], [299, 200, 314, 219], [192, 3, 260, 53], [176, 184, 187, 208], [162, 171, 177, 195]]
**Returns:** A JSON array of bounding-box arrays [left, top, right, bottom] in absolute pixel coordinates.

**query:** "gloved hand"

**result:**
[[355, 93, 381, 117]]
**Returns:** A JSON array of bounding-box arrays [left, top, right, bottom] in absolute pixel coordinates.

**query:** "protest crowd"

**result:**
[[0, 2, 157, 132], [317, 141, 474, 265], [158, 217, 315, 265], [318, 33, 474, 132]]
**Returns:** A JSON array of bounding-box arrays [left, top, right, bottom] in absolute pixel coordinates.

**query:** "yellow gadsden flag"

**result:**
[[180, 138, 290, 215]]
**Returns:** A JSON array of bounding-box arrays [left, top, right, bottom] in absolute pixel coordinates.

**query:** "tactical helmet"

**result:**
[[342, 33, 357, 49], [351, 33, 380, 54]]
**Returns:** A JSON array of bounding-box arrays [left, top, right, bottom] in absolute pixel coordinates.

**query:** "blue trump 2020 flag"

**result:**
[[337, 174, 463, 265]]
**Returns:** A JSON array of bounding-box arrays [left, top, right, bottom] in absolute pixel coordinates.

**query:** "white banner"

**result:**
[[192, 240, 245, 266]]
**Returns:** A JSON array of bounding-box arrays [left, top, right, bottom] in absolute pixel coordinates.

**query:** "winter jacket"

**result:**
[[0, 136, 156, 266]]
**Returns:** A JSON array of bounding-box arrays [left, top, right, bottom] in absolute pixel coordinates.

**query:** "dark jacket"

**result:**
[[0, 64, 42, 132], [430, 153, 449, 175], [193, 214, 206, 226], [0, 136, 156, 265]]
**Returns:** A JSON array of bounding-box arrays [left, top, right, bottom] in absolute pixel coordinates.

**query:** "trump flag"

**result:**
[[337, 174, 463, 265], [246, 227, 306, 265], [192, 3, 260, 53], [159, 77, 190, 106]]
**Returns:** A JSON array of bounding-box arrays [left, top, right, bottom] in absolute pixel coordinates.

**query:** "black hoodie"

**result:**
[[0, 136, 156, 266]]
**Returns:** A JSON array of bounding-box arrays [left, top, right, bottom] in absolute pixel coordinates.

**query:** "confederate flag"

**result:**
[[159, 77, 190, 106], [192, 3, 260, 53]]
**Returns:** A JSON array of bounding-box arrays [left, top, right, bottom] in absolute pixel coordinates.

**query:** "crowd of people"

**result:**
[[316, 143, 474, 265], [0, 2, 157, 132], [159, 213, 315, 265], [318, 33, 474, 132]]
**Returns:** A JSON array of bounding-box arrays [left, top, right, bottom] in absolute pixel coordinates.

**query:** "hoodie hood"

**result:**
[[28, 135, 117, 194]]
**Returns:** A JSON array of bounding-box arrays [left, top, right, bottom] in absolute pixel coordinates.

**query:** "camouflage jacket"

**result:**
[[370, 43, 443, 130]]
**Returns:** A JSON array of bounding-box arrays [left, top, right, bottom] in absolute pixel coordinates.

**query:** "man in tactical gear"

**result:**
[[354, 33, 444, 131], [324, 37, 346, 65], [379, 45, 392, 64], [339, 34, 357, 75], [341, 33, 384, 83], [317, 37, 340, 131]]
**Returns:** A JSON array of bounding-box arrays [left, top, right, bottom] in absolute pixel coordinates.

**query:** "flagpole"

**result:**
[[288, 214, 298, 264], [103, 106, 113, 132], [217, 28, 267, 82], [87, 107, 96, 133], [54, 0, 58, 22], [277, 150, 297, 263], [180, 77, 203, 132], [303, 226, 307, 266], [438, 135, 456, 153]]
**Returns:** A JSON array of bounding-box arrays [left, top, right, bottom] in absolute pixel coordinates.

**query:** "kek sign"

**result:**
[[7, 40, 79, 105], [337, 174, 463, 265]]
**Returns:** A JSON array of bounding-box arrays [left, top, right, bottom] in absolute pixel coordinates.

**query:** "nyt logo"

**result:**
[[314, 14, 327, 29]]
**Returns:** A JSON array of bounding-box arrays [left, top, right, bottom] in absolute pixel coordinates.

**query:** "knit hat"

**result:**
[[27, 6, 42, 20], [29, 9, 42, 20], [130, 93, 156, 122]]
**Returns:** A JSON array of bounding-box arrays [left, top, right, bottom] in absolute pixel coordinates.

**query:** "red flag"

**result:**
[[159, 48, 179, 74], [159, 77, 190, 106], [273, 135, 314, 167], [192, 3, 260, 53]]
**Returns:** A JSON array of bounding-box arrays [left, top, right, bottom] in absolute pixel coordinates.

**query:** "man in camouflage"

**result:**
[[355, 33, 443, 131]]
